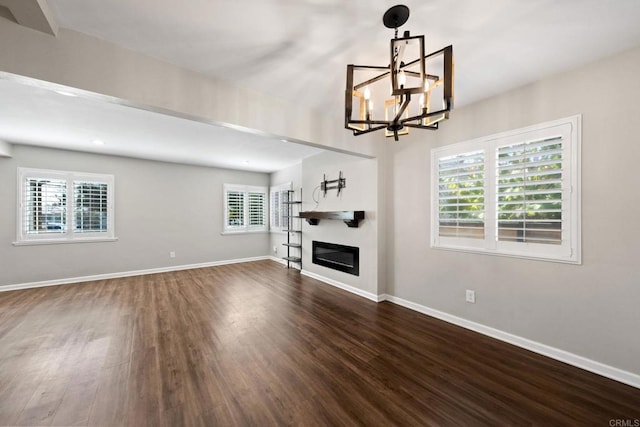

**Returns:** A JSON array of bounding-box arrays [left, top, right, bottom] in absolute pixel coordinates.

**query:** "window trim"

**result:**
[[430, 115, 581, 264], [222, 184, 268, 234], [15, 168, 116, 246]]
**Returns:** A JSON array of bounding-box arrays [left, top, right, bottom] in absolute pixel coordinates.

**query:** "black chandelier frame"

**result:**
[[345, 5, 454, 141]]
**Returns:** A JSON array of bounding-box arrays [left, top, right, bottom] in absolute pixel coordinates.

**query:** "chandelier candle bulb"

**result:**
[[399, 70, 407, 87]]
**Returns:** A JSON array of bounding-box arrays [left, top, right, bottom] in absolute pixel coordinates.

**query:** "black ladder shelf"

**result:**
[[282, 189, 302, 269]]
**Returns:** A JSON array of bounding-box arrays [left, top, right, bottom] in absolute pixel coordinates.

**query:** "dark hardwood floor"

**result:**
[[0, 260, 638, 426]]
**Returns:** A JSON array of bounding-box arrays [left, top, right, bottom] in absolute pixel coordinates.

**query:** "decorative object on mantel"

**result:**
[[299, 211, 365, 228], [345, 4, 454, 141], [321, 171, 346, 197]]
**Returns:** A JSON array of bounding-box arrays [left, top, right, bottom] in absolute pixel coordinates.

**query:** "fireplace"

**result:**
[[312, 241, 359, 276]]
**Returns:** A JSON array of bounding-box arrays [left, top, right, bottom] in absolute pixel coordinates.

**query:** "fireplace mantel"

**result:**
[[299, 211, 365, 228]]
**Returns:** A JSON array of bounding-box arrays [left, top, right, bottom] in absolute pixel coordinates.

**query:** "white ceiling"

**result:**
[[45, 0, 640, 111], [0, 78, 323, 172], [2, 0, 640, 171]]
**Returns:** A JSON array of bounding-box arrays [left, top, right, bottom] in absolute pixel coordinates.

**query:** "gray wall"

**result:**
[[268, 152, 382, 297], [0, 145, 270, 287], [301, 151, 380, 296], [269, 162, 302, 260], [0, 19, 379, 158], [385, 45, 640, 374]]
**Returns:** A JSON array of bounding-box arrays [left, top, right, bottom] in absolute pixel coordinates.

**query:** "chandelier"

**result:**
[[345, 5, 454, 141]]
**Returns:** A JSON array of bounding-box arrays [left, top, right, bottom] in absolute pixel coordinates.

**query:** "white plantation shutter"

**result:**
[[226, 190, 245, 228], [223, 184, 268, 233], [17, 168, 115, 243], [497, 136, 563, 245], [74, 181, 109, 232], [269, 183, 291, 230], [279, 190, 290, 229], [431, 115, 580, 263], [23, 177, 67, 235], [270, 190, 280, 228], [248, 192, 266, 227], [438, 150, 485, 239]]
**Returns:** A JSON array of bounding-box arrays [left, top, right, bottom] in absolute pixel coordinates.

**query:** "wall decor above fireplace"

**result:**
[[299, 211, 365, 228]]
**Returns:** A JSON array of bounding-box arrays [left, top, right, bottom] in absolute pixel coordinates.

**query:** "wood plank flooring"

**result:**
[[0, 259, 639, 426]]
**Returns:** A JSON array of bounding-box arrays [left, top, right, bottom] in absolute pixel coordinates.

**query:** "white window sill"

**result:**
[[221, 230, 269, 236], [431, 244, 581, 265], [13, 237, 119, 246]]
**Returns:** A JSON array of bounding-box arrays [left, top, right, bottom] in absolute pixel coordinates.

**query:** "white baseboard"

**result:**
[[268, 256, 288, 266], [383, 295, 640, 389], [300, 269, 383, 302], [0, 256, 272, 292]]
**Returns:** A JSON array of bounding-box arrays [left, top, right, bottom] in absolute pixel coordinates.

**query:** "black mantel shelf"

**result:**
[[299, 211, 365, 228]]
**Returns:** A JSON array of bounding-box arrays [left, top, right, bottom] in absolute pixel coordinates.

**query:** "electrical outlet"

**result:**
[[273, 246, 277, 254], [465, 290, 476, 304], [169, 251, 176, 258]]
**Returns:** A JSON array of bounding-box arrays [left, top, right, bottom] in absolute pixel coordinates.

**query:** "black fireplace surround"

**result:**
[[312, 241, 359, 276]]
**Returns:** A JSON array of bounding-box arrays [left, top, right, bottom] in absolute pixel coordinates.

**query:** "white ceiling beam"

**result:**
[[0, 22, 379, 158], [0, 139, 12, 157], [0, 0, 57, 36]]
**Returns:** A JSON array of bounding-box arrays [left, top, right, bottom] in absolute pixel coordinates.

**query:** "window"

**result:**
[[16, 168, 115, 244], [223, 184, 268, 233], [270, 182, 292, 231], [496, 136, 564, 245], [437, 150, 485, 241], [431, 115, 581, 263]]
